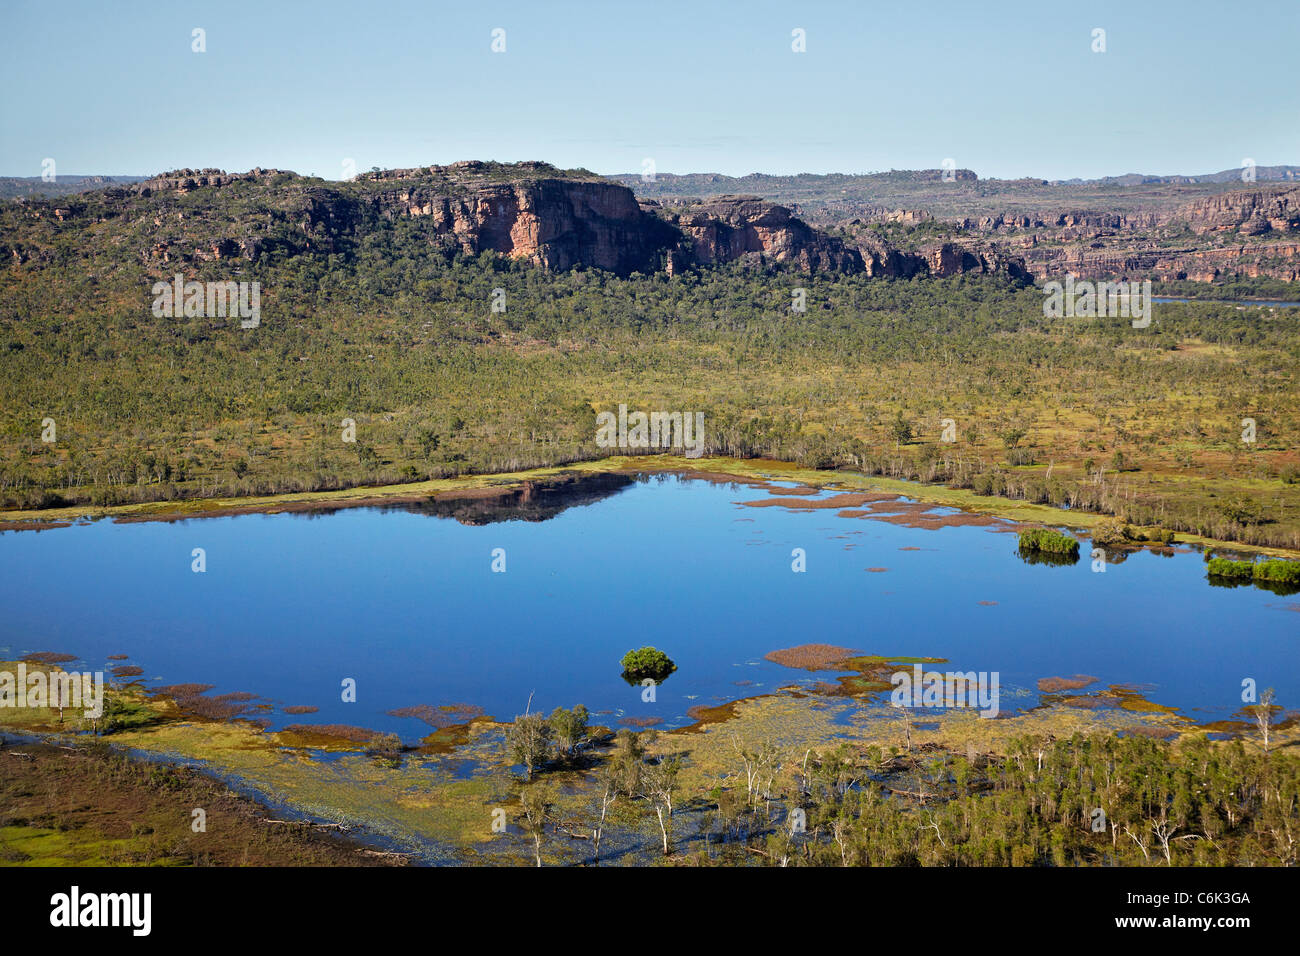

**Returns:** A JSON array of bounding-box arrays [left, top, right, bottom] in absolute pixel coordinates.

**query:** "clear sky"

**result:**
[[2, 0, 1296, 181]]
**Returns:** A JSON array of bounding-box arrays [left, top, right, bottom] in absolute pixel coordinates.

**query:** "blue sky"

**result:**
[[2, 0, 1296, 180]]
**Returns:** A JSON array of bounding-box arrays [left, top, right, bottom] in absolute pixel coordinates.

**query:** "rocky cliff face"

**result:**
[[1026, 240, 1300, 283], [653, 195, 865, 272], [941, 185, 1300, 283], [363, 167, 679, 275], [1, 160, 1029, 282], [1176, 186, 1300, 236]]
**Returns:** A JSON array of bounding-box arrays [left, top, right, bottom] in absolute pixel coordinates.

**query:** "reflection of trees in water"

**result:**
[[1209, 575, 1300, 597], [1016, 548, 1079, 568]]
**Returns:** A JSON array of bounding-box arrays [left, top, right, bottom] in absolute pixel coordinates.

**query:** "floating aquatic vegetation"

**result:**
[[618, 716, 663, 728], [1037, 675, 1098, 693], [152, 683, 214, 699], [22, 652, 77, 664], [388, 703, 486, 729], [763, 644, 859, 670]]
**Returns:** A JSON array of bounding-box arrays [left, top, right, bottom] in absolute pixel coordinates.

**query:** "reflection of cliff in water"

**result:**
[[395, 471, 636, 525]]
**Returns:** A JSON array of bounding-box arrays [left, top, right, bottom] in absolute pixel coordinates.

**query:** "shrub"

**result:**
[[620, 646, 677, 684], [1017, 528, 1080, 557], [971, 471, 1001, 497], [506, 712, 551, 780], [1254, 560, 1300, 586], [1091, 519, 1128, 548], [1206, 557, 1255, 580], [547, 704, 590, 759]]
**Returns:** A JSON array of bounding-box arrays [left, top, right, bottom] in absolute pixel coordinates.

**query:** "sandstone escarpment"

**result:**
[[1175, 186, 1300, 236], [370, 178, 679, 275], [1026, 240, 1300, 283], [921, 242, 1030, 281], [0, 160, 1029, 283], [657, 195, 864, 272]]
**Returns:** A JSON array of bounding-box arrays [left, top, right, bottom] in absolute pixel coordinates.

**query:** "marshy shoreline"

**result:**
[[2, 454, 1297, 560], [3, 647, 1296, 867]]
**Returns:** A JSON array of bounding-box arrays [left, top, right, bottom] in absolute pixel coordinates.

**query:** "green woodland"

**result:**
[[2, 198, 1299, 549], [496, 719, 1299, 866]]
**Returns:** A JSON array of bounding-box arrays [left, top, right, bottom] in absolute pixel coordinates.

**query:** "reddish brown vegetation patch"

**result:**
[[282, 705, 319, 715], [617, 716, 663, 728], [764, 644, 859, 670], [107, 654, 129, 661], [865, 567, 889, 573], [110, 665, 144, 678], [152, 684, 261, 720], [676, 699, 746, 732], [387, 703, 485, 728], [185, 693, 261, 720], [153, 683, 214, 699], [742, 492, 899, 511], [22, 652, 77, 664], [1038, 675, 1099, 693], [0, 744, 400, 866], [282, 724, 379, 743], [865, 504, 1007, 530]]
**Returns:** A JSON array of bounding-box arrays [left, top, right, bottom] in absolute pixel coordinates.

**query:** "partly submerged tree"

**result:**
[[547, 704, 590, 761], [507, 711, 551, 780]]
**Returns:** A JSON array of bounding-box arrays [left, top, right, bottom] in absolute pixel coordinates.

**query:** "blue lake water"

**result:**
[[0, 473, 1295, 739]]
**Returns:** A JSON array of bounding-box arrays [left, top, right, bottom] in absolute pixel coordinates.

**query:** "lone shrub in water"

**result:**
[[620, 647, 677, 683], [1017, 528, 1079, 557]]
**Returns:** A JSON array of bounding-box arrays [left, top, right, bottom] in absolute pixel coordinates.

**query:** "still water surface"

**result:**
[[0, 474, 1294, 738]]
